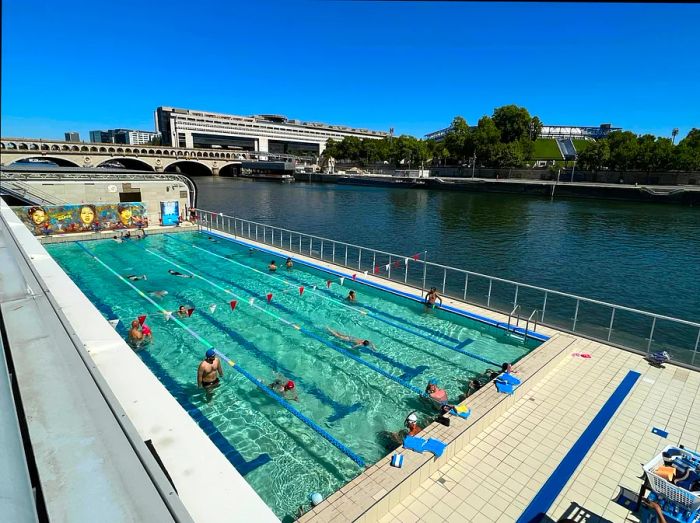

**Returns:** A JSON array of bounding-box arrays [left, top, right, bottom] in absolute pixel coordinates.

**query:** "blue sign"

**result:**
[[160, 201, 180, 226]]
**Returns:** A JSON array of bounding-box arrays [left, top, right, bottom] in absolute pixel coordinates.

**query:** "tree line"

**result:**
[[323, 104, 700, 171]]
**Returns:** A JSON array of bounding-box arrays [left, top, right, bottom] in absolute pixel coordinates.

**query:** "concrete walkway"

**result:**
[[378, 341, 700, 523]]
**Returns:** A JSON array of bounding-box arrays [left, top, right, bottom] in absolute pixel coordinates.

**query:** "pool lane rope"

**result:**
[[165, 233, 500, 367], [143, 244, 429, 399], [75, 241, 366, 468]]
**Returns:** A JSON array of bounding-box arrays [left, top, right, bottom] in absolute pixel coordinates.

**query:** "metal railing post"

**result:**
[[372, 252, 376, 273], [542, 291, 548, 322], [442, 268, 446, 293], [289, 232, 292, 250], [344, 245, 348, 266], [421, 252, 427, 294], [607, 308, 616, 341], [255, 224, 258, 241], [247, 222, 251, 238], [333, 243, 336, 262], [463, 273, 469, 300], [321, 240, 324, 260], [299, 235, 301, 252], [358, 249, 362, 270], [513, 285, 519, 306], [310, 237, 313, 256], [404, 260, 408, 283], [572, 299, 580, 331], [647, 317, 656, 353], [487, 279, 493, 307], [692, 328, 700, 365], [388, 256, 392, 279]]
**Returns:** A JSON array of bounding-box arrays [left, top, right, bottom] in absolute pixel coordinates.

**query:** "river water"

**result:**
[[195, 177, 700, 326]]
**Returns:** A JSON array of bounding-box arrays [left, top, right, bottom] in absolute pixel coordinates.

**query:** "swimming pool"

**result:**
[[46, 231, 541, 520]]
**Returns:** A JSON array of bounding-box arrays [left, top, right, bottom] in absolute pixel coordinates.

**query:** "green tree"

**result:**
[[606, 131, 639, 171], [577, 140, 610, 172], [472, 116, 501, 166], [673, 129, 700, 170], [530, 116, 543, 140], [492, 104, 532, 143], [493, 142, 524, 168], [443, 116, 471, 163]]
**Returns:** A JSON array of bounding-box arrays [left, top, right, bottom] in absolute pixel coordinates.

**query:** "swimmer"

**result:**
[[386, 412, 422, 445], [112, 236, 123, 243], [285, 257, 293, 269], [177, 305, 189, 317], [468, 378, 482, 393], [207, 236, 218, 243], [148, 290, 168, 298], [268, 260, 277, 272], [126, 274, 147, 281], [168, 269, 193, 278], [425, 380, 448, 404], [346, 290, 357, 302], [197, 349, 223, 391], [326, 327, 376, 351], [424, 287, 443, 309], [128, 320, 143, 344], [484, 369, 500, 380], [269, 377, 299, 401], [123, 231, 132, 240]]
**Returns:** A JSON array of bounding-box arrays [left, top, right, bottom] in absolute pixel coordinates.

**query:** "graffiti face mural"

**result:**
[[15, 203, 148, 235]]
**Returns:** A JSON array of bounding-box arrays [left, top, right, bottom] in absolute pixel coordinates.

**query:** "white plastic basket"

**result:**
[[643, 445, 700, 511]]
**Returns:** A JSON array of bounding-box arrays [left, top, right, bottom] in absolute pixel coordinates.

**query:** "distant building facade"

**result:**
[[155, 106, 388, 155], [64, 132, 80, 142], [89, 129, 160, 145], [426, 123, 621, 141]]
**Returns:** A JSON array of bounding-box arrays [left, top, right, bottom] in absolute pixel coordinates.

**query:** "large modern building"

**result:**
[[426, 123, 621, 141], [89, 129, 160, 145], [64, 131, 80, 142], [154, 106, 389, 155]]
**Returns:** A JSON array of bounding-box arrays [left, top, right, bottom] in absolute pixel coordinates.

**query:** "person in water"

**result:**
[[285, 257, 293, 269], [326, 327, 376, 351], [385, 412, 422, 446], [148, 290, 168, 298], [126, 274, 147, 281], [269, 377, 299, 401], [177, 305, 189, 317], [424, 287, 443, 308], [347, 290, 357, 302], [128, 320, 143, 344], [197, 349, 223, 391], [268, 260, 277, 272], [501, 362, 518, 374], [168, 269, 192, 278], [426, 380, 449, 404]]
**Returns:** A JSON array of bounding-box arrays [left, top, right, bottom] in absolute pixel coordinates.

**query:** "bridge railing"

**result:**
[[194, 207, 700, 369]]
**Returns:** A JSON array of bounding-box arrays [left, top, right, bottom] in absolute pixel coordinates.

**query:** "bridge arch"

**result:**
[[10, 156, 81, 167], [218, 162, 241, 177], [95, 157, 155, 171], [164, 160, 212, 177], [29, 143, 39, 150]]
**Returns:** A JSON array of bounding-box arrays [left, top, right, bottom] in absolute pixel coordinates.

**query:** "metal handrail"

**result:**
[[525, 310, 540, 341], [508, 304, 521, 332], [193, 207, 700, 366]]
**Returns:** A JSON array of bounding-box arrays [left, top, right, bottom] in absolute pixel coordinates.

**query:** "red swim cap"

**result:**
[[142, 325, 152, 336], [285, 380, 295, 390]]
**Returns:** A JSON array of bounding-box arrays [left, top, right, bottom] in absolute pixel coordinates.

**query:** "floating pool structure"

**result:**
[[45, 230, 542, 519]]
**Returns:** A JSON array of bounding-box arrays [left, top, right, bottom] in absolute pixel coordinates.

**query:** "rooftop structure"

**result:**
[[155, 106, 389, 156], [89, 128, 161, 145], [426, 123, 622, 141]]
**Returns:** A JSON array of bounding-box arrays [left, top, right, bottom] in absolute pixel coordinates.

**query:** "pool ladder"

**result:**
[[507, 305, 540, 341]]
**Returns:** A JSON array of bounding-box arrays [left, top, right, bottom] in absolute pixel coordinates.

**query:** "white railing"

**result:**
[[194, 208, 700, 369]]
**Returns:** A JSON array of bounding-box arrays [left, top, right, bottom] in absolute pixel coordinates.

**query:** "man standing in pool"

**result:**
[[198, 349, 223, 392], [424, 287, 443, 309]]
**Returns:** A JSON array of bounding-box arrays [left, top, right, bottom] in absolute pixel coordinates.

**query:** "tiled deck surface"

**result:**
[[377, 341, 700, 523]]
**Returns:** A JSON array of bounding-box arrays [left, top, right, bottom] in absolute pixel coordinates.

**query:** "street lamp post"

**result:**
[[471, 151, 476, 179]]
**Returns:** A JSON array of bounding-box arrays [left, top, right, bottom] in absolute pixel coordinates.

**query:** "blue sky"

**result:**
[[2, 1, 699, 141]]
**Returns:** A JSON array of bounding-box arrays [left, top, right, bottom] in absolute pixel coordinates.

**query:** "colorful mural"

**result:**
[[16, 203, 149, 235]]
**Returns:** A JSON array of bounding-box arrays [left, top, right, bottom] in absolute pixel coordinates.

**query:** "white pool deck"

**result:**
[[4, 204, 698, 523]]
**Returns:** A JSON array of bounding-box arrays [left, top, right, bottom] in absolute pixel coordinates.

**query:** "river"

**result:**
[[195, 177, 700, 323]]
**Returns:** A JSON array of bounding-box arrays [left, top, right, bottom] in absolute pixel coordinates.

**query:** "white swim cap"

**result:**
[[311, 493, 323, 506], [407, 413, 418, 423]]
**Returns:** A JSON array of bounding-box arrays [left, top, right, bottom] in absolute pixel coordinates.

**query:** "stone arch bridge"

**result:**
[[0, 138, 312, 176]]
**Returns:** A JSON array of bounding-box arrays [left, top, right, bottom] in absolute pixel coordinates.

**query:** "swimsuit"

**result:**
[[202, 377, 220, 388]]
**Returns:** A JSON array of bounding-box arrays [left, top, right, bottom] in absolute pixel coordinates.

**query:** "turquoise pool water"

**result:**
[[46, 231, 541, 520]]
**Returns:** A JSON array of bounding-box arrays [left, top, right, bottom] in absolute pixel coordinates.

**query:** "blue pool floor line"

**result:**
[[64, 269, 271, 476], [172, 293, 363, 423], [170, 234, 471, 350], [161, 249, 428, 381], [75, 241, 366, 468], [143, 244, 429, 399], [165, 234, 500, 368], [196, 228, 550, 343], [161, 249, 429, 382], [516, 370, 641, 523]]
